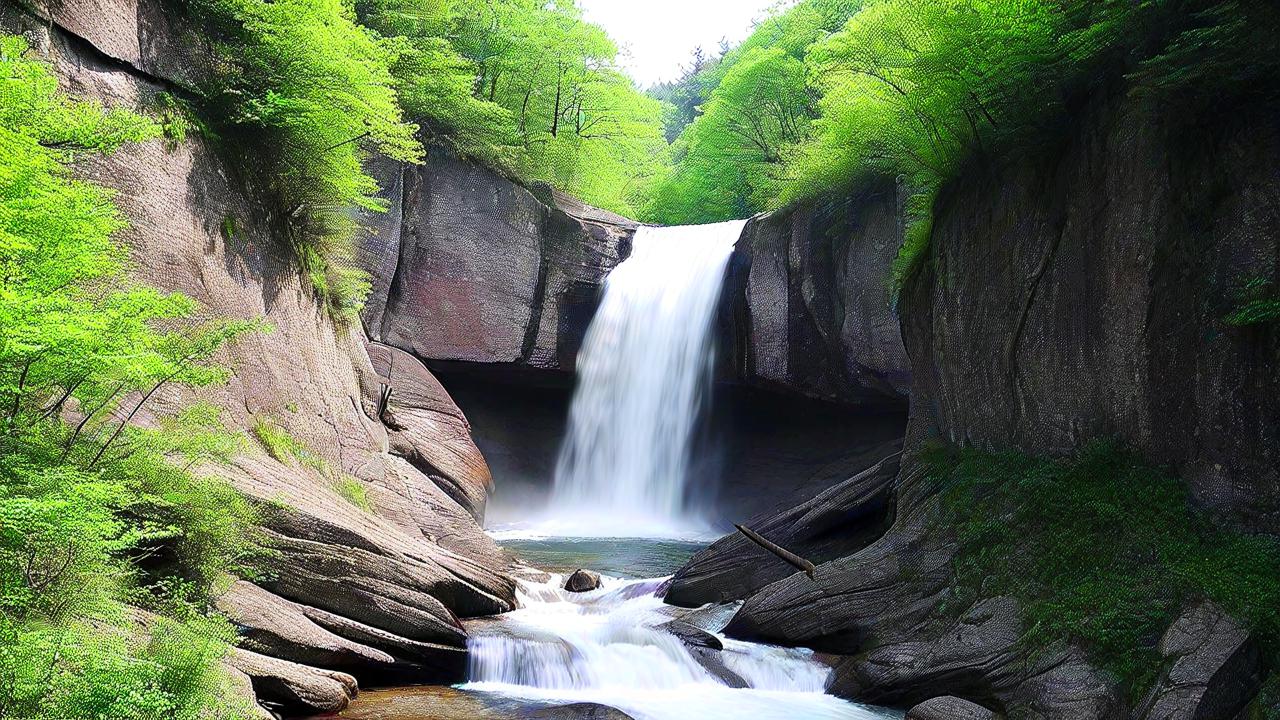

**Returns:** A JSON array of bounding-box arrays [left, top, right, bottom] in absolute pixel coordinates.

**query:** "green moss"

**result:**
[[251, 417, 371, 511], [1226, 278, 1280, 326], [332, 476, 373, 512], [927, 441, 1280, 697]]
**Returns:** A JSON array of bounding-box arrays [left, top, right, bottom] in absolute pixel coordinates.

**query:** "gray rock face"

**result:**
[[3, 6, 517, 716], [1136, 601, 1261, 720], [359, 152, 911, 410], [666, 448, 900, 607], [901, 91, 1280, 532], [564, 569, 603, 593], [362, 153, 635, 372], [906, 696, 999, 720], [722, 185, 912, 405]]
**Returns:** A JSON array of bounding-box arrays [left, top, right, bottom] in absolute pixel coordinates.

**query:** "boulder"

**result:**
[[367, 341, 492, 521], [906, 696, 999, 720], [216, 581, 467, 684], [658, 620, 723, 651], [667, 450, 900, 607], [227, 648, 357, 717], [564, 569, 603, 593], [1135, 601, 1261, 720], [722, 485, 1116, 719]]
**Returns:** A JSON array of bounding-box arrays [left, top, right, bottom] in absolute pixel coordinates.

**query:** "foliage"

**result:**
[[1225, 277, 1280, 326], [0, 37, 260, 719], [333, 476, 373, 513], [652, 0, 1280, 296], [928, 441, 1280, 697], [437, 0, 670, 216], [645, 46, 814, 224], [252, 418, 371, 511], [184, 0, 423, 317]]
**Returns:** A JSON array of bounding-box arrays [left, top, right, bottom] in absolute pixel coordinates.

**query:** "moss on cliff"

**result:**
[[929, 441, 1280, 697]]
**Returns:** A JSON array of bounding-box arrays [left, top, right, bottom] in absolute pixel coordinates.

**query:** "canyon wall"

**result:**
[[2, 5, 517, 715], [361, 155, 912, 408], [683, 90, 1279, 719]]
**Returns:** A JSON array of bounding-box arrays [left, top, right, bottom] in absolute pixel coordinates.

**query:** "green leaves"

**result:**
[[0, 37, 262, 719], [931, 442, 1280, 697]]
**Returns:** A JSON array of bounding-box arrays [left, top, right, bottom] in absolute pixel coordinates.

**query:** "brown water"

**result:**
[[303, 686, 627, 719]]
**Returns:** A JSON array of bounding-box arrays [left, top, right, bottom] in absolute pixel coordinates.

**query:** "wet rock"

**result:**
[[667, 450, 900, 607], [689, 646, 750, 690], [906, 696, 998, 720], [659, 620, 723, 650], [1135, 601, 1261, 720], [313, 686, 634, 720], [564, 569, 602, 593], [227, 648, 357, 716]]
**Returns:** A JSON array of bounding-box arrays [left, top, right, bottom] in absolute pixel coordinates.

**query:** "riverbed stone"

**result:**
[[906, 696, 999, 720], [659, 620, 723, 650], [1135, 600, 1261, 720], [564, 569, 603, 592]]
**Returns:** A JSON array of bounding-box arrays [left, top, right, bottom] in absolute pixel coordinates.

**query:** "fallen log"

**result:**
[[734, 524, 817, 578]]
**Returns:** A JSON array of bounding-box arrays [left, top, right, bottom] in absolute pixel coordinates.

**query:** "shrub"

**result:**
[[928, 441, 1280, 697]]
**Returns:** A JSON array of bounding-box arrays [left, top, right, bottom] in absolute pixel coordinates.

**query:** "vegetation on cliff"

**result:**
[[930, 442, 1280, 699], [178, 0, 668, 314], [0, 37, 261, 719], [646, 0, 1280, 296]]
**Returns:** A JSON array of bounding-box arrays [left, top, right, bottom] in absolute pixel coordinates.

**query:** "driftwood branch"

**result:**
[[735, 524, 817, 578]]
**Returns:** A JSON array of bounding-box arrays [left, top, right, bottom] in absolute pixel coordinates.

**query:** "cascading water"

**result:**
[[461, 574, 902, 720], [545, 220, 747, 538]]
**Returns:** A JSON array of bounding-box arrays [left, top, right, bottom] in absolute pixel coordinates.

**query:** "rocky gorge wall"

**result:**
[[677, 89, 1280, 719], [359, 153, 912, 408], [1, 4, 520, 716]]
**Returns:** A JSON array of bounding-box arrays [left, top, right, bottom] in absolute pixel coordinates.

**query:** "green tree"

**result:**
[[0, 37, 260, 719]]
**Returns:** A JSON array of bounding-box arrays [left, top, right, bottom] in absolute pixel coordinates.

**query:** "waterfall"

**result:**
[[461, 574, 901, 720], [544, 220, 746, 538]]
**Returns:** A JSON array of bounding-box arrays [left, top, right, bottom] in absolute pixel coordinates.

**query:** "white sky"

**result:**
[[577, 0, 783, 88]]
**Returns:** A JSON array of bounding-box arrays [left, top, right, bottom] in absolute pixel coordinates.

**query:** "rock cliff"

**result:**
[[680, 89, 1279, 718], [359, 153, 912, 408], [3, 4, 516, 714]]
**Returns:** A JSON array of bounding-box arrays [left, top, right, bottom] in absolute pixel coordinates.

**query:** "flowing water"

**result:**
[[542, 220, 747, 538], [458, 548, 902, 720], [332, 222, 901, 718]]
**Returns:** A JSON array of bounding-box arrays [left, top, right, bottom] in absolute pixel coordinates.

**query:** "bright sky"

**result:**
[[577, 0, 784, 88]]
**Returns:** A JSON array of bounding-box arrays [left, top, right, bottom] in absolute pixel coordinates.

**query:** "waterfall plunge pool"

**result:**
[[326, 537, 902, 720]]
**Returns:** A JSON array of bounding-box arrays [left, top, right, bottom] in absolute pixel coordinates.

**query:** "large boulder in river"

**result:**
[[564, 569, 603, 593], [666, 448, 900, 607], [906, 696, 999, 720]]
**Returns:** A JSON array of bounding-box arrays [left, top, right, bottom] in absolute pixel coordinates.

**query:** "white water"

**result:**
[[461, 574, 901, 720], [541, 221, 747, 538]]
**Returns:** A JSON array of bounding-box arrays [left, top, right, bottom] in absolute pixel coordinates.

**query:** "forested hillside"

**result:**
[[644, 0, 1280, 292]]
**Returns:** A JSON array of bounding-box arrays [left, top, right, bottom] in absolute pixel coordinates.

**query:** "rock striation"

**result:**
[[676, 88, 1279, 718], [1, 5, 518, 715]]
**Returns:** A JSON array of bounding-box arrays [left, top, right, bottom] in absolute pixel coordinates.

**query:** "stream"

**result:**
[[332, 538, 901, 720]]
